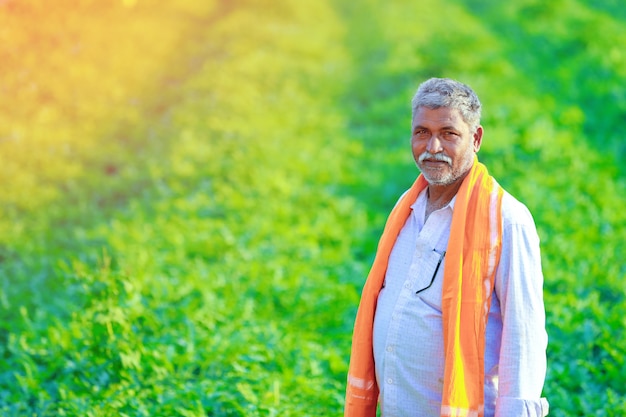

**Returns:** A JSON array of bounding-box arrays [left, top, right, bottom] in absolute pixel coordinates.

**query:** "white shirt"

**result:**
[[373, 188, 549, 417]]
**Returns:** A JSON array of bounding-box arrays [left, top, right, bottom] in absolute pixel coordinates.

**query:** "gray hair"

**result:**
[[411, 78, 482, 130]]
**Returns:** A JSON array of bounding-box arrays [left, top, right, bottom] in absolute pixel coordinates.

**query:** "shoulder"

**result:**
[[499, 188, 538, 232]]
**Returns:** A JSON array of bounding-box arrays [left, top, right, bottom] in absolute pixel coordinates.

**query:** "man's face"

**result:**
[[411, 106, 482, 186]]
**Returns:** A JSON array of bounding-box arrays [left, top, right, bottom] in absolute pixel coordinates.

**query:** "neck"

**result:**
[[424, 172, 468, 220], [427, 182, 461, 204]]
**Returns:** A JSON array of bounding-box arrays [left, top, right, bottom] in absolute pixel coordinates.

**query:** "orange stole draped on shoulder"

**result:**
[[345, 159, 503, 417]]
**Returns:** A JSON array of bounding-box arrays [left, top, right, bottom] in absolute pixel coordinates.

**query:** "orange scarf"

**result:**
[[345, 159, 503, 417]]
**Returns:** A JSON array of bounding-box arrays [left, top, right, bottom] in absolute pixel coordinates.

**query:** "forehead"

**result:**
[[412, 106, 467, 129]]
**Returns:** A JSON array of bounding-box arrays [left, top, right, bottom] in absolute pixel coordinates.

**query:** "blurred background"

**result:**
[[1, 0, 624, 415]]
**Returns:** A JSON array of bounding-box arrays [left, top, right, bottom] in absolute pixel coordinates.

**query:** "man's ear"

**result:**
[[473, 126, 484, 152]]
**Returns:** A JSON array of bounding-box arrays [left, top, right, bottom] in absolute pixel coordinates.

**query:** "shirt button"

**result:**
[[415, 252, 422, 258], [386, 346, 393, 352], [387, 378, 393, 384], [404, 282, 411, 289]]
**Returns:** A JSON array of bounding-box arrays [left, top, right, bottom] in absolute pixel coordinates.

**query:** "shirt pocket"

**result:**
[[414, 248, 446, 310]]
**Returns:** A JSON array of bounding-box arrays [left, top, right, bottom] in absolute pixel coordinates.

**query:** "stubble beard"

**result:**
[[417, 148, 475, 186]]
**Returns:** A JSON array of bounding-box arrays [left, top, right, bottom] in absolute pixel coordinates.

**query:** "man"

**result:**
[[345, 78, 548, 417]]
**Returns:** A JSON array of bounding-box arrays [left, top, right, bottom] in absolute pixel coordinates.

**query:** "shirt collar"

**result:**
[[410, 188, 457, 212]]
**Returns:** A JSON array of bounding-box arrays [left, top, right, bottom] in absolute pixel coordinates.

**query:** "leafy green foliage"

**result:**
[[1, 0, 624, 416]]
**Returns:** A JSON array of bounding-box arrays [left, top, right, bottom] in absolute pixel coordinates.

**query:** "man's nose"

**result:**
[[426, 136, 443, 154]]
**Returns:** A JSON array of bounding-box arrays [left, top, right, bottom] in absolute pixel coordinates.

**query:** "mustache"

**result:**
[[418, 152, 452, 165]]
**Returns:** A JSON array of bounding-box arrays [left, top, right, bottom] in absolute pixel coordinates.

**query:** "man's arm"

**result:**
[[494, 206, 549, 417]]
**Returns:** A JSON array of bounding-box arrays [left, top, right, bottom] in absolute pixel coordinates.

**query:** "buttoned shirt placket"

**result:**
[[374, 189, 454, 416]]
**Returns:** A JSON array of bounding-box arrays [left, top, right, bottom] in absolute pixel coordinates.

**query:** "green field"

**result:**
[[1, 0, 625, 415]]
